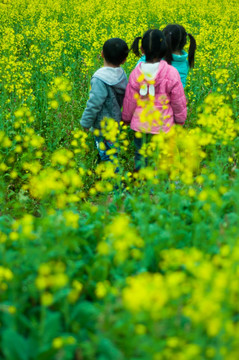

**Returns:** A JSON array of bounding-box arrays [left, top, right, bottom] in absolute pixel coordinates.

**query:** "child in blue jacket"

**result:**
[[80, 38, 128, 165]]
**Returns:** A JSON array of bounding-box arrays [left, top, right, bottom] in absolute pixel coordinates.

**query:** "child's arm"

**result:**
[[169, 74, 187, 125], [122, 83, 137, 123], [80, 78, 108, 129]]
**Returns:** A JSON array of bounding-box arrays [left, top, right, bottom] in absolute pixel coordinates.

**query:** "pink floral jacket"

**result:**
[[122, 60, 187, 134]]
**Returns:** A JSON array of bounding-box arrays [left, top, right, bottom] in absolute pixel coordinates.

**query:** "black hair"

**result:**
[[103, 38, 129, 66], [131, 29, 167, 62], [163, 24, 196, 68]]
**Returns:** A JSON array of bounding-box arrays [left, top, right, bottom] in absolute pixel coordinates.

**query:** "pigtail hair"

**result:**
[[187, 33, 196, 68], [131, 36, 142, 57], [163, 33, 173, 65]]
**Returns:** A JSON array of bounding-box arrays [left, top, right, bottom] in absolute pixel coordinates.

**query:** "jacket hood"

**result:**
[[172, 50, 188, 62], [93, 67, 127, 92], [130, 60, 169, 90]]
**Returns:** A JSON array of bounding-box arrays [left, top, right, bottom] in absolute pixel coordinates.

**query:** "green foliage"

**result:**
[[0, 0, 239, 359]]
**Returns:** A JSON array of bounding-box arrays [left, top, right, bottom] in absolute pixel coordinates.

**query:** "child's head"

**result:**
[[163, 24, 196, 68], [102, 38, 129, 66], [131, 29, 167, 62]]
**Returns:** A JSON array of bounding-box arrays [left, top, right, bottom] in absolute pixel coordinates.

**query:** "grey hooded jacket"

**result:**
[[80, 67, 128, 129]]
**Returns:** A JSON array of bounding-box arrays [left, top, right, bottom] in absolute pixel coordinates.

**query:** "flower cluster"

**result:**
[[98, 214, 144, 263], [48, 77, 72, 110], [197, 94, 238, 145], [0, 0, 239, 359], [121, 244, 239, 358], [35, 261, 68, 306], [0, 266, 13, 291]]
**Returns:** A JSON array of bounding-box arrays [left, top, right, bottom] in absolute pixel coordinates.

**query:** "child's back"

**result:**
[[123, 29, 187, 170], [123, 59, 186, 134], [80, 38, 129, 168], [80, 38, 128, 131], [80, 66, 127, 129], [123, 29, 187, 134], [170, 50, 189, 88], [163, 24, 196, 88]]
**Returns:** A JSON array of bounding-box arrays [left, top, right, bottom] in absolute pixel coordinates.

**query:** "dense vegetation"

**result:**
[[0, 0, 239, 359]]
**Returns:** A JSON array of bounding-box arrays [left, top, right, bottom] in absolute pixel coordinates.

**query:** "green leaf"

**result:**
[[42, 310, 62, 345], [70, 301, 98, 325], [2, 329, 30, 360], [98, 337, 123, 360]]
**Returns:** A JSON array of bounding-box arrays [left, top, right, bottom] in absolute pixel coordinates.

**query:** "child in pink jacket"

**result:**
[[122, 29, 187, 170]]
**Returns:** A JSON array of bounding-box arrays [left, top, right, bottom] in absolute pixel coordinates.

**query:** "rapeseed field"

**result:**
[[0, 0, 239, 359]]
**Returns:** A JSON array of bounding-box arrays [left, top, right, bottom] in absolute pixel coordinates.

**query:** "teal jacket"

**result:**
[[136, 51, 189, 88]]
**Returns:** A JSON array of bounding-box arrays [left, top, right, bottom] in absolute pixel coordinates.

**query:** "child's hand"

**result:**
[[82, 126, 90, 132]]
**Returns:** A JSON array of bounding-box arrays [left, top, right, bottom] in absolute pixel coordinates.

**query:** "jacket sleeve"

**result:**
[[80, 77, 108, 129], [169, 72, 187, 125], [122, 82, 137, 123]]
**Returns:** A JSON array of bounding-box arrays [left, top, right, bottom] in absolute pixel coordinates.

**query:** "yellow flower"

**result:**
[[8, 306, 16, 314], [10, 171, 18, 179], [97, 242, 110, 255], [41, 292, 53, 306], [50, 100, 58, 109], [135, 324, 147, 335], [39, 264, 51, 276], [95, 281, 108, 298], [52, 337, 63, 349], [198, 190, 208, 201], [137, 73, 145, 83], [9, 232, 19, 241], [14, 109, 24, 117], [35, 276, 47, 290], [207, 318, 221, 337], [63, 211, 79, 229], [188, 188, 196, 197]]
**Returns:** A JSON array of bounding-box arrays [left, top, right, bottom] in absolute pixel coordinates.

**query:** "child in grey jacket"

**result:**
[[80, 38, 129, 165]]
